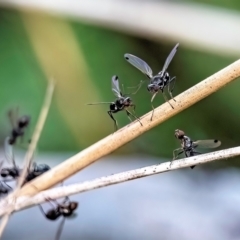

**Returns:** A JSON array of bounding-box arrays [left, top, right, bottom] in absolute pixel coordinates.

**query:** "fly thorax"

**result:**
[[183, 136, 192, 149], [158, 71, 170, 87]]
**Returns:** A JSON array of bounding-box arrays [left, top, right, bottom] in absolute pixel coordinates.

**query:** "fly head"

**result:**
[[175, 129, 185, 140], [147, 83, 160, 94]]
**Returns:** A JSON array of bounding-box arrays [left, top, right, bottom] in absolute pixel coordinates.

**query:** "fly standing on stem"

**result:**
[[87, 75, 142, 131], [172, 129, 221, 169], [39, 197, 78, 240], [124, 43, 179, 120]]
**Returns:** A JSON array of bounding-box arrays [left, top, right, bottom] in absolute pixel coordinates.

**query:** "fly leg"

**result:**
[[170, 148, 184, 167], [162, 90, 174, 109], [190, 151, 202, 169], [127, 80, 146, 95], [55, 217, 65, 240], [2, 179, 13, 190], [150, 92, 158, 121], [168, 77, 176, 102], [126, 110, 142, 126], [108, 111, 118, 131], [150, 102, 155, 121]]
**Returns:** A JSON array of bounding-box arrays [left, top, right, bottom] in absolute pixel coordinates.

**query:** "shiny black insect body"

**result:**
[[0, 181, 12, 196], [0, 166, 20, 179], [39, 198, 78, 240], [25, 163, 51, 183], [172, 129, 221, 169], [88, 75, 142, 130], [1, 148, 20, 180], [124, 43, 179, 120], [8, 109, 30, 145]]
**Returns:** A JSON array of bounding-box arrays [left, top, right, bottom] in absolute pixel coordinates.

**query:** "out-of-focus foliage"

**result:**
[[0, 4, 240, 167]]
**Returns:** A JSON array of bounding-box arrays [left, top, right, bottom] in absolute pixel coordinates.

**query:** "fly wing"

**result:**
[[162, 43, 179, 73], [4, 137, 16, 168], [193, 140, 221, 149], [124, 54, 153, 79], [111, 75, 122, 98]]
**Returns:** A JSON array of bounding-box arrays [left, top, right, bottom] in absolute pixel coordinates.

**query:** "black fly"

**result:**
[[7, 109, 30, 145], [24, 162, 50, 183], [172, 129, 221, 169], [88, 75, 142, 131], [2, 142, 50, 184], [0, 161, 12, 196], [124, 43, 179, 120], [0, 181, 11, 196], [1, 139, 20, 180], [39, 197, 78, 240]]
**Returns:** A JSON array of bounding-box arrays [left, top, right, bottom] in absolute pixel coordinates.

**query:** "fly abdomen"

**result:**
[[110, 103, 119, 113]]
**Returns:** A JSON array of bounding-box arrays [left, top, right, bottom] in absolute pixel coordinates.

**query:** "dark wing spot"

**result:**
[[214, 139, 219, 143], [125, 57, 129, 60]]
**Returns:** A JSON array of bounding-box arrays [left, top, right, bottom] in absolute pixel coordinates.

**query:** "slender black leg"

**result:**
[[170, 148, 184, 167], [108, 111, 118, 131], [127, 80, 145, 95], [38, 204, 48, 217], [55, 218, 65, 240], [190, 151, 202, 169], [132, 104, 136, 112], [150, 102, 155, 121], [3, 181, 13, 190], [126, 111, 133, 123], [162, 91, 174, 109], [168, 77, 176, 102], [126, 110, 142, 126]]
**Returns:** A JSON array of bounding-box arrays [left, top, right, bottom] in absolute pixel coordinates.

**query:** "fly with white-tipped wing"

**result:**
[[172, 129, 221, 169], [88, 75, 142, 131]]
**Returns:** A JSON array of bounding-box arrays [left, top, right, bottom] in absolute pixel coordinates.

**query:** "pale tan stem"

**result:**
[[17, 79, 55, 188], [0, 80, 55, 238], [0, 146, 240, 215], [5, 59, 240, 198]]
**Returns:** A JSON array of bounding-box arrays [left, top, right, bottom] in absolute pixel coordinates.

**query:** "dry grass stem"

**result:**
[[0, 146, 239, 215], [12, 59, 240, 197], [0, 80, 55, 237]]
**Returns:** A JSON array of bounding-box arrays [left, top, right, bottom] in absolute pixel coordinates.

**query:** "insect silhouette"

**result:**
[[0, 161, 12, 196], [172, 129, 221, 169], [7, 109, 30, 145], [24, 162, 51, 183], [87, 75, 142, 131], [39, 197, 78, 240], [124, 43, 179, 120], [0, 181, 12, 196], [1, 141, 20, 180], [2, 144, 50, 184]]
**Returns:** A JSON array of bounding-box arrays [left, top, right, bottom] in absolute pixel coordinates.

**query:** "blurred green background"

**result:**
[[0, 0, 240, 167]]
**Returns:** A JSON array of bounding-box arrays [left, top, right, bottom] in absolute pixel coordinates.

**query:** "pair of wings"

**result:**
[[124, 43, 179, 79], [192, 139, 221, 149], [111, 75, 123, 98]]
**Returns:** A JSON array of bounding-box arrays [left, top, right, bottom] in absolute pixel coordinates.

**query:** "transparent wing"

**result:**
[[193, 139, 221, 149], [111, 75, 122, 98], [124, 54, 153, 79], [4, 137, 16, 168], [162, 43, 179, 73]]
